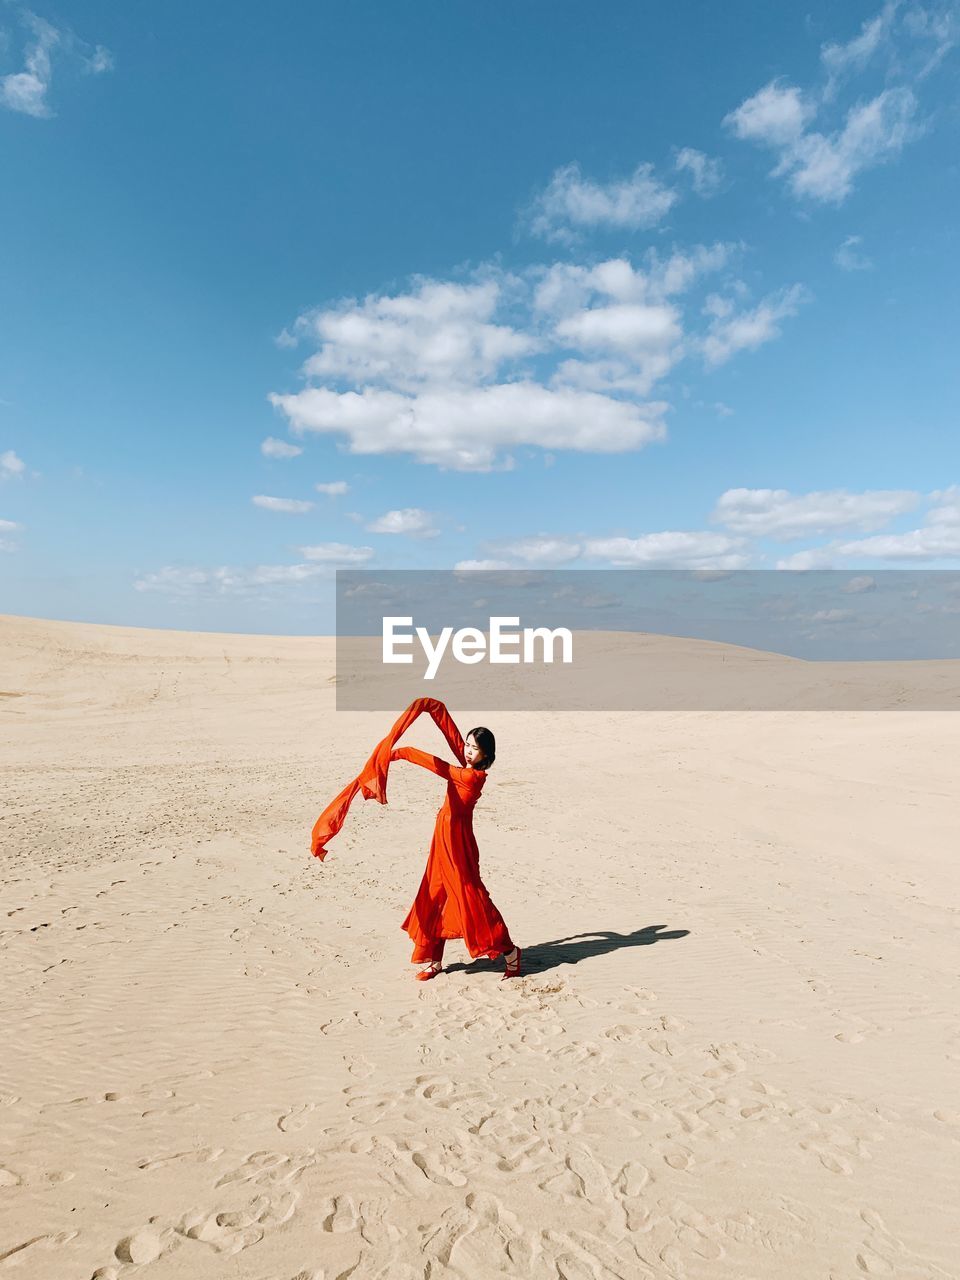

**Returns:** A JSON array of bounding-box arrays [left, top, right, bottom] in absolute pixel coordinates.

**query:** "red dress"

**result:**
[[393, 744, 513, 965], [309, 697, 513, 965]]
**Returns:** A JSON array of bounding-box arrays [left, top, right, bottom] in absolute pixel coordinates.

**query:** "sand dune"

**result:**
[[1, 612, 958, 1279]]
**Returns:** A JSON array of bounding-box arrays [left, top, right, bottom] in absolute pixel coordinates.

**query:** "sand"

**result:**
[[1, 611, 958, 1279]]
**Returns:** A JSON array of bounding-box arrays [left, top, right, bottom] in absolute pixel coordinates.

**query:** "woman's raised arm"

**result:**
[[390, 746, 477, 786]]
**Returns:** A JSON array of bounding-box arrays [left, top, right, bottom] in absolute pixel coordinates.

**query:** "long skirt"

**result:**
[[401, 810, 513, 963]]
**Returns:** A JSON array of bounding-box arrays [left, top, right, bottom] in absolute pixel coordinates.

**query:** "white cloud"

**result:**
[[773, 486, 960, 566], [533, 244, 733, 314], [364, 508, 440, 538], [674, 147, 724, 195], [1, 516, 23, 549], [84, 45, 113, 75], [458, 485, 960, 574], [778, 524, 960, 567], [786, 88, 920, 203], [902, 4, 960, 78], [452, 559, 516, 571], [701, 284, 809, 366], [294, 277, 539, 392], [845, 527, 960, 559], [260, 436, 303, 459], [550, 358, 676, 399], [251, 494, 314, 513], [1, 15, 58, 117], [834, 234, 873, 270], [297, 542, 374, 563], [133, 563, 333, 596], [1, 13, 113, 119], [524, 161, 677, 243], [272, 382, 668, 472], [1, 449, 26, 478], [724, 80, 815, 147], [725, 80, 919, 203], [927, 484, 960, 525], [581, 531, 748, 568], [315, 480, 349, 496], [554, 303, 681, 354], [466, 529, 748, 569], [712, 487, 920, 539], [269, 247, 798, 472], [723, 3, 950, 204], [538, 244, 734, 395], [482, 536, 582, 566], [821, 1, 900, 93]]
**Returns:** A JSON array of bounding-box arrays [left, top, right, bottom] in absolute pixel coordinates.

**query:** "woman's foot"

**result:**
[[501, 945, 522, 980], [415, 960, 442, 981]]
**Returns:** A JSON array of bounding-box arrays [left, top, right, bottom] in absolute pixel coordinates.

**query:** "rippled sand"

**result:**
[[2, 612, 958, 1279]]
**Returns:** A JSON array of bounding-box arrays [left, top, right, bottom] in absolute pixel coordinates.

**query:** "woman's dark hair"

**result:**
[[468, 726, 496, 770]]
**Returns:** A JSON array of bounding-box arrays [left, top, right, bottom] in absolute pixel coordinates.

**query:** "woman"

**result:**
[[310, 697, 522, 982], [392, 713, 522, 981]]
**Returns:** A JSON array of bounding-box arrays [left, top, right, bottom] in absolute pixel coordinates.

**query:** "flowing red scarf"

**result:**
[[311, 696, 466, 860]]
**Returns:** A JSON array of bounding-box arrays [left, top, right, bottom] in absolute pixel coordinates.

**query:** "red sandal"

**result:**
[[415, 961, 442, 981], [501, 946, 523, 980]]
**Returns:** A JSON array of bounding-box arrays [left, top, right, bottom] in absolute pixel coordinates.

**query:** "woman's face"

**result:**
[[464, 733, 484, 768]]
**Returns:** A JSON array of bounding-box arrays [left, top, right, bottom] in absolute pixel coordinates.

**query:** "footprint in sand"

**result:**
[[413, 1074, 454, 1101], [278, 1103, 316, 1132], [178, 1211, 263, 1255], [662, 1147, 694, 1170], [616, 1161, 652, 1197], [816, 1150, 853, 1175], [216, 1190, 299, 1229], [425, 1192, 528, 1272], [741, 1102, 772, 1120], [603, 1023, 642, 1043], [412, 1149, 467, 1187], [565, 1150, 614, 1204], [496, 1137, 549, 1174], [545, 1228, 647, 1280], [138, 1146, 223, 1171], [421, 1202, 476, 1267], [115, 1229, 165, 1264], [0, 1231, 79, 1265], [747, 1078, 784, 1097], [320, 1194, 359, 1232], [215, 1151, 290, 1187]]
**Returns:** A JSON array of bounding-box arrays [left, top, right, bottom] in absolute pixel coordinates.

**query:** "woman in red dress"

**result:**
[[310, 697, 522, 982], [392, 719, 522, 981]]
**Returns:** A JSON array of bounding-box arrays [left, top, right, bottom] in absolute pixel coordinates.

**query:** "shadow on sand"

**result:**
[[446, 924, 690, 978]]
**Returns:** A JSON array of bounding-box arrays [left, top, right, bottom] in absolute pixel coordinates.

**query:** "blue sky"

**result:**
[[1, 0, 959, 634]]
